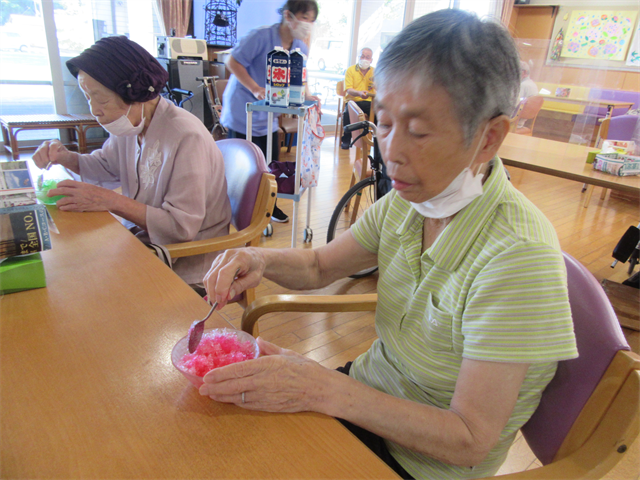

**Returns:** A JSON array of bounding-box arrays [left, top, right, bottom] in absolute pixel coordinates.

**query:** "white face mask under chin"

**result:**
[[101, 104, 145, 137], [410, 124, 489, 219]]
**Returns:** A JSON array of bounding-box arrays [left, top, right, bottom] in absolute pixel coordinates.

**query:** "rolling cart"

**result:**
[[246, 101, 315, 248]]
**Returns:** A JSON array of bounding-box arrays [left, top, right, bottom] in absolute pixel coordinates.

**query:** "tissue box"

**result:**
[[0, 252, 46, 294]]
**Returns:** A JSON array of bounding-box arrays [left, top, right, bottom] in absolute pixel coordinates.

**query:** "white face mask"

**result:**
[[100, 104, 145, 137], [358, 59, 371, 70], [410, 124, 490, 219], [288, 14, 313, 40]]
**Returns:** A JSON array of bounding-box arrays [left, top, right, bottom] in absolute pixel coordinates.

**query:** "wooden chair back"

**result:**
[[513, 95, 544, 136], [521, 251, 634, 464], [347, 100, 373, 184], [334, 81, 346, 157]]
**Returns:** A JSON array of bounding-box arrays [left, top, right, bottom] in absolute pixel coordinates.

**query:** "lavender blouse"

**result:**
[[77, 98, 232, 285]]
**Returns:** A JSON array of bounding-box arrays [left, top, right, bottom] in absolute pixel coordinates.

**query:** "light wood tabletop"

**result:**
[[497, 133, 640, 194], [538, 96, 634, 120], [538, 95, 634, 109], [0, 208, 399, 479]]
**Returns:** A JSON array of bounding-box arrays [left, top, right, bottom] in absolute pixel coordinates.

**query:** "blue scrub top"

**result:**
[[221, 23, 309, 136]]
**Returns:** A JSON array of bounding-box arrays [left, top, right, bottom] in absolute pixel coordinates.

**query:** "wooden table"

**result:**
[[0, 114, 104, 160], [498, 133, 640, 196], [0, 209, 398, 479]]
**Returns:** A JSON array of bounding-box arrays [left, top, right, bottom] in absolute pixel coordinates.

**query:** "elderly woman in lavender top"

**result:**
[[32, 36, 231, 288]]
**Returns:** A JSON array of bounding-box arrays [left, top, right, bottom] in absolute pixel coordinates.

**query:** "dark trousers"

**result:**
[[227, 128, 280, 163], [342, 100, 373, 145], [336, 362, 415, 480]]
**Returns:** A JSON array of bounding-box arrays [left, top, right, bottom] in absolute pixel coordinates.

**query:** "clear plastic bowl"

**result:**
[[171, 327, 259, 388]]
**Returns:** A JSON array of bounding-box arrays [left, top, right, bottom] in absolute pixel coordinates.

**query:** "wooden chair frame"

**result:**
[[334, 80, 346, 159], [240, 293, 640, 479], [345, 101, 375, 220], [511, 96, 544, 136], [162, 172, 276, 307]]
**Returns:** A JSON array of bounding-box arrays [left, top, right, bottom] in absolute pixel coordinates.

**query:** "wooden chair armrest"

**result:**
[[241, 293, 378, 336], [164, 226, 267, 258]]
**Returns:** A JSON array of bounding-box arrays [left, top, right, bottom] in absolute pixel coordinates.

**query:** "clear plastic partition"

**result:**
[[514, 10, 638, 149]]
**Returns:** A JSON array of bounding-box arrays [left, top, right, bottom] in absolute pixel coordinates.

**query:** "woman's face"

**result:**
[[375, 74, 490, 204], [78, 71, 141, 126], [285, 9, 316, 39]]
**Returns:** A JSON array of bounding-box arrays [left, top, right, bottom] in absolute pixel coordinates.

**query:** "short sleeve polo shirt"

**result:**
[[350, 156, 578, 479], [221, 23, 309, 136]]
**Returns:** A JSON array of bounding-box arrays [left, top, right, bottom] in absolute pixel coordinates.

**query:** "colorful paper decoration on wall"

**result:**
[[550, 28, 564, 61], [561, 10, 637, 61], [625, 22, 640, 66]]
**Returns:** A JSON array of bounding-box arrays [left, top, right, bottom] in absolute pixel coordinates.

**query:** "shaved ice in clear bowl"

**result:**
[[171, 328, 259, 388]]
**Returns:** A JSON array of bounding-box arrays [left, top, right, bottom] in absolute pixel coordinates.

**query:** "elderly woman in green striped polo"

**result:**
[[200, 9, 577, 480]]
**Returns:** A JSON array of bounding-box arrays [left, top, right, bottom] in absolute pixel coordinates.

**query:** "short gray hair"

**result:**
[[376, 9, 520, 146]]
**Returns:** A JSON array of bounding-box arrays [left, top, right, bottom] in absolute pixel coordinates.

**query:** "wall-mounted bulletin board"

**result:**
[[546, 5, 640, 72]]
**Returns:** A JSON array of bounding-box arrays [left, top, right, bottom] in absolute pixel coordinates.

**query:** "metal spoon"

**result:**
[[187, 302, 218, 353], [188, 268, 241, 353]]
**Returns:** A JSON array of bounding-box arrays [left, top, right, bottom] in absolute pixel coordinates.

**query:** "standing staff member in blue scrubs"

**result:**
[[220, 0, 320, 223]]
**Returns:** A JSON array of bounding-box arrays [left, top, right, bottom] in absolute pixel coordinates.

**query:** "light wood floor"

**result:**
[[7, 135, 638, 478], [217, 135, 640, 479]]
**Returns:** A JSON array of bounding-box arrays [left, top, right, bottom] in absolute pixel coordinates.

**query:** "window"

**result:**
[[0, 1, 55, 141], [0, 0, 162, 145], [307, 0, 355, 127]]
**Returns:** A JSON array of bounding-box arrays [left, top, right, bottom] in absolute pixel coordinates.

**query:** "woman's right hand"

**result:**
[[204, 248, 266, 308], [32, 140, 70, 169], [252, 87, 266, 101]]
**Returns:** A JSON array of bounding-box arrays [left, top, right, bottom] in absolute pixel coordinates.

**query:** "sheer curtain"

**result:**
[[500, 0, 514, 27], [156, 0, 192, 37], [482, 0, 511, 24]]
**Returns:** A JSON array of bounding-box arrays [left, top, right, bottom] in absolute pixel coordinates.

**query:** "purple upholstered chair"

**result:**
[[507, 252, 640, 478], [608, 114, 639, 141], [164, 138, 277, 307]]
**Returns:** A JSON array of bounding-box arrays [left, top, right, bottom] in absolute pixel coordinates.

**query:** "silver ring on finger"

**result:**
[[241, 391, 245, 404]]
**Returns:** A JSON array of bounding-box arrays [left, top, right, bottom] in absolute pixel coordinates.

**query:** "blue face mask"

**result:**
[[410, 123, 489, 219]]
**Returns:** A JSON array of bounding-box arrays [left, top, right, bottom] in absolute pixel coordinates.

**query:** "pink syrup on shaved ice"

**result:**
[[172, 328, 259, 387]]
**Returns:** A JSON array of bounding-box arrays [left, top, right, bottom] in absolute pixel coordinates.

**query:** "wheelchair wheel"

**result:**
[[327, 177, 378, 278]]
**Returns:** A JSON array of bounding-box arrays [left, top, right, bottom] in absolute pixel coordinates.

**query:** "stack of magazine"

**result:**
[[0, 161, 53, 259]]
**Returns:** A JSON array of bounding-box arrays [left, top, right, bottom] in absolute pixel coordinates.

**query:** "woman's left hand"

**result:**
[[199, 337, 331, 413], [50, 179, 115, 212]]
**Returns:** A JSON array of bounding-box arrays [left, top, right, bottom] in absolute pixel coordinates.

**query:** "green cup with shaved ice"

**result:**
[[35, 166, 72, 205], [36, 177, 65, 205]]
